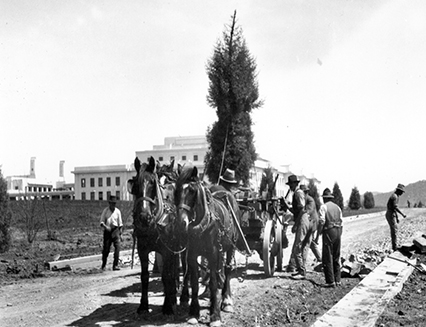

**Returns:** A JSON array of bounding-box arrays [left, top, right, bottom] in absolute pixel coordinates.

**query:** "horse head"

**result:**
[[174, 166, 209, 238], [131, 156, 164, 232]]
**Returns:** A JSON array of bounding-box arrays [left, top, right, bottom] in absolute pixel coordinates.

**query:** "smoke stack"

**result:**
[[29, 157, 36, 178], [59, 160, 65, 178]]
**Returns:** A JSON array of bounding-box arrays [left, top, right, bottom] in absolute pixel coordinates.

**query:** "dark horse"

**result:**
[[128, 156, 182, 315], [174, 166, 242, 326]]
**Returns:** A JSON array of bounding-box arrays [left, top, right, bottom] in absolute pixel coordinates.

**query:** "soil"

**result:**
[[1, 207, 426, 327]]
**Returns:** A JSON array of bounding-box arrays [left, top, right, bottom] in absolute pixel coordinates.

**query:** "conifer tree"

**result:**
[[348, 187, 362, 210], [332, 182, 344, 210], [204, 11, 263, 185], [363, 191, 375, 209]]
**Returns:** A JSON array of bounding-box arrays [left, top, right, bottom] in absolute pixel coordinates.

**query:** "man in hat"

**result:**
[[285, 184, 320, 273], [100, 195, 123, 271], [302, 184, 321, 262], [281, 175, 311, 279], [218, 168, 238, 193], [386, 184, 407, 251], [317, 188, 343, 287]]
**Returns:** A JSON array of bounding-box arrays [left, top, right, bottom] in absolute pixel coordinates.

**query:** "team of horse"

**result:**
[[128, 156, 244, 326]]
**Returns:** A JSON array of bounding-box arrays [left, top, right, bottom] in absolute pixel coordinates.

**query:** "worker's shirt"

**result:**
[[319, 201, 343, 231], [292, 188, 305, 215], [100, 207, 123, 229], [386, 193, 399, 213], [305, 194, 318, 222]]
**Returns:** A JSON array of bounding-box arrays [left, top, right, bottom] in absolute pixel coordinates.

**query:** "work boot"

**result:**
[[285, 265, 296, 273], [290, 273, 305, 280]]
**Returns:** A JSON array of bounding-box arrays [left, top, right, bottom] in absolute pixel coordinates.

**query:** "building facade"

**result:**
[[136, 135, 301, 198], [136, 135, 208, 178], [6, 176, 74, 200], [72, 164, 135, 201], [71, 135, 320, 202]]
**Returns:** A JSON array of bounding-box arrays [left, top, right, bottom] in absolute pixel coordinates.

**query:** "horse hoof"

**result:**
[[222, 304, 234, 313], [187, 317, 198, 325], [210, 320, 222, 327]]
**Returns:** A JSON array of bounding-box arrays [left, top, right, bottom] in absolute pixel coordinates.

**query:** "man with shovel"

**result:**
[[386, 184, 407, 251]]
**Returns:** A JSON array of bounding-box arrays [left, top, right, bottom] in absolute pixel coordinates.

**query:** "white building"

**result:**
[[72, 164, 135, 201], [136, 135, 296, 198], [6, 158, 74, 200], [70, 135, 320, 202], [136, 135, 208, 178]]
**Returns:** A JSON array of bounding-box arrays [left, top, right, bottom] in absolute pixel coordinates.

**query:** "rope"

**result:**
[[218, 124, 229, 184]]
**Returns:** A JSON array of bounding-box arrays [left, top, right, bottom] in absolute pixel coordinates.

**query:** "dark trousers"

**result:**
[[102, 228, 121, 268], [290, 213, 316, 275], [386, 212, 398, 251], [322, 226, 342, 284], [288, 216, 319, 272]]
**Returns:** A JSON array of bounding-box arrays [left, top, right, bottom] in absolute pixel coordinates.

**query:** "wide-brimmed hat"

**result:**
[[321, 188, 334, 199], [108, 195, 117, 203], [299, 184, 309, 192], [286, 174, 300, 185], [396, 184, 405, 193], [220, 168, 237, 184]]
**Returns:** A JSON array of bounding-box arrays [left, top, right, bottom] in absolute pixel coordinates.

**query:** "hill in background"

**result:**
[[374, 180, 426, 207]]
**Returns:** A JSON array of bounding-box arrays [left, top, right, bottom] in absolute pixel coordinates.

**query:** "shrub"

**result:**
[[332, 182, 344, 210], [0, 169, 11, 253], [348, 187, 362, 210], [363, 191, 375, 209]]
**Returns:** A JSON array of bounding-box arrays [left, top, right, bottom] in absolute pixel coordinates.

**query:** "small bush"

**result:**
[[348, 187, 362, 210], [363, 191, 375, 209], [0, 169, 11, 253]]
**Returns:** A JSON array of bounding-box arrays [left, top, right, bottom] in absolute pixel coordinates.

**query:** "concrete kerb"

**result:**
[[311, 250, 415, 327], [343, 211, 386, 223], [47, 249, 134, 270]]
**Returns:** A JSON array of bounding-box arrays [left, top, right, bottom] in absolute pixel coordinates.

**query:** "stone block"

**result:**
[[413, 237, 426, 253]]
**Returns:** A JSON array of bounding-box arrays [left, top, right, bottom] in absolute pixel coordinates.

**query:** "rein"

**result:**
[[134, 175, 165, 225], [184, 182, 211, 234]]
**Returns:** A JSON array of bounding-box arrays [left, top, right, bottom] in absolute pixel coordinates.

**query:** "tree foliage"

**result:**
[[348, 187, 362, 210], [204, 11, 263, 185], [0, 169, 11, 253], [332, 182, 344, 210], [363, 191, 375, 209]]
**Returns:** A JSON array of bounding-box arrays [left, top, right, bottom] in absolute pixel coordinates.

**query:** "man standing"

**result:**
[[386, 184, 407, 251], [286, 184, 320, 272], [302, 185, 321, 263], [100, 195, 123, 271], [317, 188, 343, 287], [281, 175, 311, 280]]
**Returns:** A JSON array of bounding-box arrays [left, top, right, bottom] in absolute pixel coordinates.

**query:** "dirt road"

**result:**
[[1, 209, 424, 327]]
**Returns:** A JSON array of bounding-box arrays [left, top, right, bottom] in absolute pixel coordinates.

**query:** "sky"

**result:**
[[1, 0, 426, 199]]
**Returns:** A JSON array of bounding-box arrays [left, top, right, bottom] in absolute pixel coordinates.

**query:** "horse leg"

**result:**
[[221, 249, 234, 313], [187, 251, 201, 324], [208, 248, 223, 327], [137, 247, 150, 314], [161, 250, 178, 316], [179, 250, 190, 306]]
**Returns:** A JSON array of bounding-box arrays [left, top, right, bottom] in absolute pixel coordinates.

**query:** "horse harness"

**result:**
[[178, 182, 238, 249]]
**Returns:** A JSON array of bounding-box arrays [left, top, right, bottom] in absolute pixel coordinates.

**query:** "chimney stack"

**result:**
[[59, 160, 65, 178], [29, 157, 36, 179]]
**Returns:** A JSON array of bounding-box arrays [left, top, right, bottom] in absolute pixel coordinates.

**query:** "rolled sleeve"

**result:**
[[319, 204, 327, 225]]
